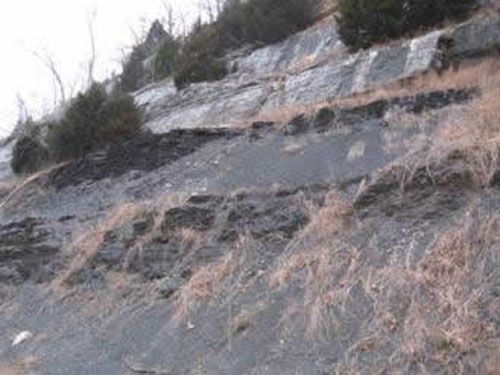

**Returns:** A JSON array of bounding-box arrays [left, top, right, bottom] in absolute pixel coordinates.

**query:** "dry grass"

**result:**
[[417, 212, 498, 353], [180, 228, 206, 250], [0, 356, 37, 375], [0, 177, 18, 196], [347, 141, 366, 161], [252, 59, 500, 127], [359, 58, 500, 191], [175, 252, 233, 324], [334, 206, 500, 373], [272, 186, 500, 373], [124, 193, 190, 267], [271, 191, 354, 289], [54, 193, 193, 287], [392, 210, 498, 370], [270, 191, 359, 339], [0, 162, 68, 212], [55, 202, 139, 286], [429, 83, 500, 186]]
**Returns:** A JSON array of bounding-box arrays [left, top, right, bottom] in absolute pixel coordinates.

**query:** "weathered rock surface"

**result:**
[[0, 83, 498, 374], [452, 14, 500, 59], [2, 10, 500, 375], [136, 14, 500, 134]]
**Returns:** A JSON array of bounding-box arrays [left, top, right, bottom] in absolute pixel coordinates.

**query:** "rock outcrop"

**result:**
[[2, 7, 500, 375], [136, 14, 500, 134]]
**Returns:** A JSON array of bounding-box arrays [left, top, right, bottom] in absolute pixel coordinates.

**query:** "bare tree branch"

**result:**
[[15, 94, 30, 125], [32, 49, 66, 106], [161, 1, 176, 36], [86, 8, 98, 88]]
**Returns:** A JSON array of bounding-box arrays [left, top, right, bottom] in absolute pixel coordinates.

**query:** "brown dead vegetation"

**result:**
[[0, 162, 68, 212], [0, 356, 37, 375], [252, 59, 500, 126], [55, 202, 139, 286], [270, 191, 354, 288], [429, 81, 500, 187], [355, 57, 500, 194], [55, 193, 194, 289], [270, 190, 357, 339], [123, 193, 190, 267], [176, 252, 233, 324]]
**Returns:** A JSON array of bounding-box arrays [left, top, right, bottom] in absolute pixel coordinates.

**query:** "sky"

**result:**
[[0, 0, 199, 137]]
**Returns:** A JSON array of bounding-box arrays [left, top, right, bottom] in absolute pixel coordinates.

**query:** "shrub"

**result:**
[[11, 135, 49, 174], [337, 0, 476, 50], [153, 35, 181, 81], [46, 84, 142, 162], [241, 0, 318, 45], [120, 46, 148, 92], [217, 0, 318, 47], [173, 22, 228, 90], [158, 0, 319, 89]]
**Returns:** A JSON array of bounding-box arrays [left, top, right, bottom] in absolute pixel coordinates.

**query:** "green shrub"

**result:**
[[120, 46, 148, 92], [173, 22, 228, 90], [337, 0, 476, 50], [158, 0, 318, 89], [47, 84, 142, 162], [153, 35, 181, 81], [242, 0, 318, 44], [217, 0, 318, 47], [11, 135, 49, 174]]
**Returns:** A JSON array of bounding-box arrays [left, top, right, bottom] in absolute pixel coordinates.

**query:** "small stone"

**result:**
[[12, 331, 33, 347]]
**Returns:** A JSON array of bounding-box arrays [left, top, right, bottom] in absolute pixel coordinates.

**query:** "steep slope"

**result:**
[[1, 12, 500, 375]]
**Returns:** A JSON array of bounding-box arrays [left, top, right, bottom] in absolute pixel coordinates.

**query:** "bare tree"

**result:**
[[86, 8, 98, 88], [32, 49, 66, 106], [197, 0, 230, 23], [128, 16, 151, 47], [15, 94, 31, 125], [162, 1, 177, 36]]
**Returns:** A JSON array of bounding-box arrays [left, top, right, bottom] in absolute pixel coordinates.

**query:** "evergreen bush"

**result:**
[[337, 0, 477, 50], [153, 35, 181, 81], [120, 46, 148, 92], [173, 22, 228, 90], [159, 0, 319, 89], [46, 84, 142, 162], [11, 135, 49, 174]]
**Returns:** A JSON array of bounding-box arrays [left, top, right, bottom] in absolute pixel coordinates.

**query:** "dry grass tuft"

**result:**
[[355, 208, 500, 372], [124, 193, 190, 266], [55, 202, 139, 286], [429, 83, 500, 186], [365, 58, 500, 191], [176, 252, 233, 323], [271, 191, 354, 289], [270, 191, 359, 339], [416, 212, 499, 353], [180, 228, 206, 250], [252, 59, 500, 127], [0, 162, 68, 212], [0, 356, 37, 375]]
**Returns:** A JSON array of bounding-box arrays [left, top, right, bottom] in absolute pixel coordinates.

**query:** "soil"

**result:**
[[1, 88, 498, 375]]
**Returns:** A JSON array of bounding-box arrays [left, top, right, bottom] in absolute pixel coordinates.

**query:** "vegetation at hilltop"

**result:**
[[337, 0, 477, 50], [47, 84, 142, 162], [11, 83, 142, 174], [122, 0, 320, 90]]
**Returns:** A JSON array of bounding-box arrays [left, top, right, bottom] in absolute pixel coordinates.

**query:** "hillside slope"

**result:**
[[1, 11, 500, 375]]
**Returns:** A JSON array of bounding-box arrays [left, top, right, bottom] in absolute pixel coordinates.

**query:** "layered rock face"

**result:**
[[137, 14, 500, 134], [2, 8, 500, 375]]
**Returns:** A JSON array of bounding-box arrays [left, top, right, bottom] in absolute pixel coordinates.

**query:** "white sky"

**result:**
[[0, 0, 199, 137]]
